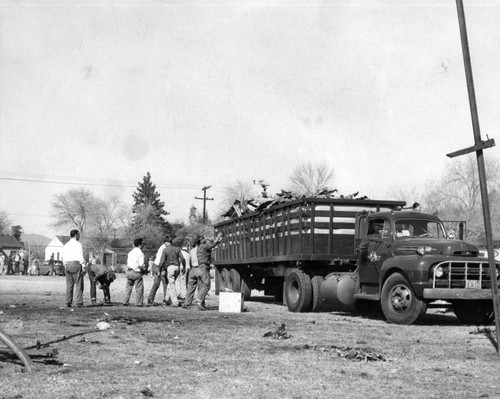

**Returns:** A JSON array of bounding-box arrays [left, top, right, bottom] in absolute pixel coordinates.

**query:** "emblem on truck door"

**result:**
[[368, 251, 381, 262]]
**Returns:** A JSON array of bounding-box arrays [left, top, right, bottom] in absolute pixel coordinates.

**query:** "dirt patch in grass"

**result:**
[[1, 275, 500, 398]]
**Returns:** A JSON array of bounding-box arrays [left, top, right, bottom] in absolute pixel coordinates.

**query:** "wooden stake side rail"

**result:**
[[214, 198, 405, 266]]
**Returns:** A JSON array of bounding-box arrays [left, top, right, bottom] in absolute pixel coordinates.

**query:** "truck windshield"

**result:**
[[395, 219, 446, 239]]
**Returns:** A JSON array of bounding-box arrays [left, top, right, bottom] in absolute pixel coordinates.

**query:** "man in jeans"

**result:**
[[62, 229, 86, 308], [123, 238, 147, 307], [157, 238, 185, 307], [193, 233, 224, 311], [147, 235, 171, 305]]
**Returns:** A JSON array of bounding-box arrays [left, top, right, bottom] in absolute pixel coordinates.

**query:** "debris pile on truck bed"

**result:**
[[222, 188, 369, 219]]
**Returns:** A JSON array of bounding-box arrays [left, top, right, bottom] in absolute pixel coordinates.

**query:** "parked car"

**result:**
[[39, 260, 65, 276]]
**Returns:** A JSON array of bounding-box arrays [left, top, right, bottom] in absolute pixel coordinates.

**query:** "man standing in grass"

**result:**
[[193, 233, 223, 311], [62, 229, 86, 308], [147, 235, 170, 305], [123, 238, 146, 307]]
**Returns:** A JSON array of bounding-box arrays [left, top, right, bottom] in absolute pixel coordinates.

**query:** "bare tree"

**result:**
[[289, 162, 335, 196], [50, 188, 101, 238], [424, 155, 500, 243], [0, 211, 10, 235], [220, 180, 255, 214], [86, 196, 123, 261]]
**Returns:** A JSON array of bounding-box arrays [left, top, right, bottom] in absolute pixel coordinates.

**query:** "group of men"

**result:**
[[62, 228, 223, 311], [124, 232, 224, 310], [63, 229, 116, 307]]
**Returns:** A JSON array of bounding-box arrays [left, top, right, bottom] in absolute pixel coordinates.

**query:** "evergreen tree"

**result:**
[[132, 172, 168, 220]]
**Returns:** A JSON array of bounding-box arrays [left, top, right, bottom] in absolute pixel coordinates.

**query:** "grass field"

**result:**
[[1, 274, 500, 399]]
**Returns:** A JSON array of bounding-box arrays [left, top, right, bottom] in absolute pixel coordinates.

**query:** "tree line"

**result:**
[[1, 156, 498, 260]]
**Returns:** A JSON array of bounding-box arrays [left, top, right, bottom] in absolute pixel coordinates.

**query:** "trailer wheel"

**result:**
[[285, 270, 312, 312], [381, 272, 427, 325], [215, 267, 221, 295], [228, 268, 251, 299], [311, 275, 324, 312], [453, 301, 494, 325], [220, 268, 231, 291]]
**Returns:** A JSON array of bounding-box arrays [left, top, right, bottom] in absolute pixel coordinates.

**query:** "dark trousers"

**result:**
[[65, 261, 84, 306], [147, 273, 167, 303], [185, 265, 211, 305], [88, 269, 111, 303]]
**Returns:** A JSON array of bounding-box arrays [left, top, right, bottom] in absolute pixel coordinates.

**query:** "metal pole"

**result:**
[[456, 0, 500, 351]]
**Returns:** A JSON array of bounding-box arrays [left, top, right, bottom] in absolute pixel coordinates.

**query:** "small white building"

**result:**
[[45, 236, 70, 261]]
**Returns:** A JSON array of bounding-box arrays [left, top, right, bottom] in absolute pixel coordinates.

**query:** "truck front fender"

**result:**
[[380, 255, 433, 297]]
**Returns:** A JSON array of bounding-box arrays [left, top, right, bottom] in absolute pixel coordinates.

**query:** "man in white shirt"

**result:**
[[123, 237, 146, 307], [62, 229, 86, 308], [147, 236, 170, 305]]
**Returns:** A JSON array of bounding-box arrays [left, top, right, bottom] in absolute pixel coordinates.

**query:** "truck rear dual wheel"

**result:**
[[381, 272, 427, 325], [285, 270, 312, 312], [229, 268, 252, 300], [218, 267, 251, 300], [453, 301, 494, 325]]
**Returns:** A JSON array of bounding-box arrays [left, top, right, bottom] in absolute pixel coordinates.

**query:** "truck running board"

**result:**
[[353, 293, 380, 301]]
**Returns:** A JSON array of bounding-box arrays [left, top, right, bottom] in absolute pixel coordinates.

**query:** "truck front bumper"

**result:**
[[423, 288, 493, 300]]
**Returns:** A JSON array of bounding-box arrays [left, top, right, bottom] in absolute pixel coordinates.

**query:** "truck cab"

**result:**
[[355, 210, 497, 324]]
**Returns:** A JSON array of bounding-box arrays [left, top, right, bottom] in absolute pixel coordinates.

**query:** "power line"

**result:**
[[0, 176, 204, 190]]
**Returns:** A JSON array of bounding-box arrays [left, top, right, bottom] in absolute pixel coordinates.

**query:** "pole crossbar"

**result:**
[[446, 138, 495, 158]]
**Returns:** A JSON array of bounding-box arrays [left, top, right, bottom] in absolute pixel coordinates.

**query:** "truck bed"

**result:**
[[214, 197, 405, 266]]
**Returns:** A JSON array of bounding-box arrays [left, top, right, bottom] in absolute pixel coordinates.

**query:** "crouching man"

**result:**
[[88, 262, 116, 305]]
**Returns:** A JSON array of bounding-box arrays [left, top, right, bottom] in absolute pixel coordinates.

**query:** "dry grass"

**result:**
[[1, 275, 500, 399]]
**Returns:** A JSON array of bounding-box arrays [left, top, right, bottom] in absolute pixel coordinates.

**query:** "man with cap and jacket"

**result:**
[[157, 237, 185, 307], [184, 233, 223, 311]]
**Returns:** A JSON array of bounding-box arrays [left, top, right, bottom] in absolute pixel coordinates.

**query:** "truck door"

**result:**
[[357, 217, 393, 290]]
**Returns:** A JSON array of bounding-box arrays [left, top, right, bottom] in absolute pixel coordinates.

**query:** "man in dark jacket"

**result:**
[[88, 262, 116, 305], [194, 233, 223, 310], [157, 238, 185, 307]]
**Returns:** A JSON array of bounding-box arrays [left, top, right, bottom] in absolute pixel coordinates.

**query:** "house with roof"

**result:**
[[0, 235, 22, 257], [45, 235, 70, 262]]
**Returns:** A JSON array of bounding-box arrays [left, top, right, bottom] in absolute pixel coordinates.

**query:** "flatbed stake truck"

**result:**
[[214, 197, 499, 325]]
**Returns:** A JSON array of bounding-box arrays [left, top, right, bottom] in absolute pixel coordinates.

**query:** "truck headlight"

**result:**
[[434, 265, 445, 278], [416, 246, 432, 255]]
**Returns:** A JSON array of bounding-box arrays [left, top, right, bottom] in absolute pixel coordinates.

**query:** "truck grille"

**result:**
[[433, 261, 500, 289]]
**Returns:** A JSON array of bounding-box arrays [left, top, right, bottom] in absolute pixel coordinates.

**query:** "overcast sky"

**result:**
[[0, 0, 499, 238]]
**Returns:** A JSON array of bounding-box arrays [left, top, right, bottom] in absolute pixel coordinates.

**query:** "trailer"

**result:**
[[213, 197, 404, 309]]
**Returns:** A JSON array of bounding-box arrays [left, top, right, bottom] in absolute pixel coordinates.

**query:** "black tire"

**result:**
[[214, 267, 221, 295], [220, 268, 231, 291], [285, 270, 312, 312], [381, 272, 427, 325], [241, 275, 252, 300], [228, 268, 251, 300], [311, 275, 324, 312], [453, 301, 494, 325]]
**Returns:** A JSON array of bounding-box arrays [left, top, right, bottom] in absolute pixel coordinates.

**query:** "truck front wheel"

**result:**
[[285, 270, 312, 312], [453, 301, 494, 325], [381, 272, 427, 325]]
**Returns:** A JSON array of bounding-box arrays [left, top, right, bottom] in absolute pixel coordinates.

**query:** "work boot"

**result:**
[[196, 303, 207, 311]]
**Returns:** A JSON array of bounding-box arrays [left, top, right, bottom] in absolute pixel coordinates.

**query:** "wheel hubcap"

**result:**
[[390, 285, 411, 312]]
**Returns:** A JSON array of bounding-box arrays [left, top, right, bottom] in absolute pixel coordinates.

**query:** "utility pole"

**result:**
[[195, 185, 214, 225], [448, 0, 500, 353]]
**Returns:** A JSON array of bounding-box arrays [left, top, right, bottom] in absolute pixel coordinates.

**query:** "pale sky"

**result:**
[[0, 0, 499, 238]]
